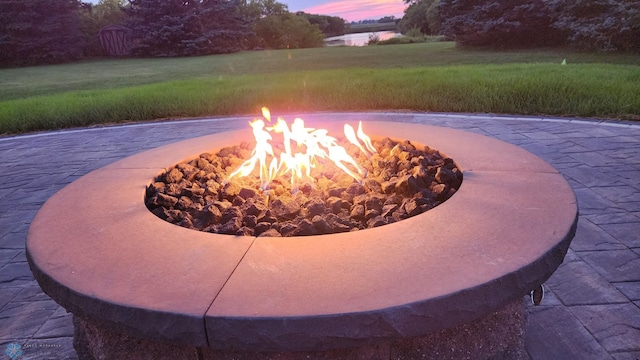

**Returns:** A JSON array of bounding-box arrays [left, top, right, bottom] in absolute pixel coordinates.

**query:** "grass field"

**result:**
[[1, 42, 639, 134]]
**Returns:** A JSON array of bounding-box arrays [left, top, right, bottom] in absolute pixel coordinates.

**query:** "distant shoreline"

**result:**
[[345, 21, 398, 35]]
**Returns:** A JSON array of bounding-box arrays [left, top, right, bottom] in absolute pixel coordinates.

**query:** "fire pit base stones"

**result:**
[[27, 120, 577, 360], [72, 298, 526, 360]]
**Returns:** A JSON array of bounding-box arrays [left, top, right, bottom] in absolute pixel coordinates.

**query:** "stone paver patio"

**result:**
[[1, 112, 639, 359]]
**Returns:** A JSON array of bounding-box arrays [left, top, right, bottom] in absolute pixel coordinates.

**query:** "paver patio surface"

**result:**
[[1, 113, 638, 359]]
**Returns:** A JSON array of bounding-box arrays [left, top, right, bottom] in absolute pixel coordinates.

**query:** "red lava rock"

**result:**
[[195, 204, 222, 228], [327, 197, 344, 214], [270, 198, 301, 220], [346, 183, 365, 196], [308, 200, 326, 217], [243, 215, 257, 228], [294, 219, 318, 236], [145, 136, 462, 237], [350, 205, 365, 220], [436, 167, 458, 185], [177, 196, 193, 210], [312, 215, 333, 234], [165, 183, 182, 197], [257, 210, 277, 224], [382, 204, 398, 218], [258, 228, 282, 237], [367, 216, 387, 228], [176, 163, 199, 182], [153, 193, 178, 208], [165, 168, 183, 183], [243, 200, 267, 217], [238, 187, 257, 200], [254, 222, 272, 235]]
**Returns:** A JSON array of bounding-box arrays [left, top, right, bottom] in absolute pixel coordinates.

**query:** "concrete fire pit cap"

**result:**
[[27, 121, 577, 351]]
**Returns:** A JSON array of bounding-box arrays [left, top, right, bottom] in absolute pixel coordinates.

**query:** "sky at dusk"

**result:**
[[285, 0, 406, 22], [85, 0, 406, 22]]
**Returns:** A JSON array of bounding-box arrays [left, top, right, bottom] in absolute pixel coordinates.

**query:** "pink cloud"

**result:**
[[303, 0, 406, 22]]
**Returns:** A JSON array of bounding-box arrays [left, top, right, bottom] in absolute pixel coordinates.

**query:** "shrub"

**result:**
[[548, 0, 640, 52], [438, 0, 564, 48], [367, 33, 381, 45], [372, 35, 447, 45], [254, 13, 325, 49], [405, 27, 424, 38], [0, 0, 86, 66], [125, 0, 251, 57], [398, 0, 441, 35]]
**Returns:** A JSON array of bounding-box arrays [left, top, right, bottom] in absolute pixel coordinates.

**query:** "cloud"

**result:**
[[303, 0, 406, 21]]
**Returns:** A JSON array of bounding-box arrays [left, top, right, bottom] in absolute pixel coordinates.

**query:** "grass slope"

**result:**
[[1, 42, 639, 134]]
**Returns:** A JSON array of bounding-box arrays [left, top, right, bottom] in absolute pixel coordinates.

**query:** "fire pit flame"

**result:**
[[228, 108, 377, 189]]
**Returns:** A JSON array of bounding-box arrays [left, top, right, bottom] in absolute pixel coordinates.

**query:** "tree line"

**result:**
[[0, 0, 347, 66], [2, 0, 638, 67], [399, 0, 640, 52]]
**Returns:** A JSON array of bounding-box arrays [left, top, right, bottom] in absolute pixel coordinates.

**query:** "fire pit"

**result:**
[[146, 110, 463, 238], [26, 119, 577, 360]]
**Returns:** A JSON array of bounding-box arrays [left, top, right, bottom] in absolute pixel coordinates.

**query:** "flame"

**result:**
[[228, 108, 377, 189]]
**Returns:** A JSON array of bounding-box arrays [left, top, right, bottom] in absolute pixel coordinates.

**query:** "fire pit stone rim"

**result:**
[[26, 120, 577, 351]]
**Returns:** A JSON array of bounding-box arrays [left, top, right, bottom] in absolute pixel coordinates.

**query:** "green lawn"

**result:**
[[1, 42, 639, 134]]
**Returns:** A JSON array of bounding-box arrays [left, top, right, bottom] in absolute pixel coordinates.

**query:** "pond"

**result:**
[[324, 31, 402, 47]]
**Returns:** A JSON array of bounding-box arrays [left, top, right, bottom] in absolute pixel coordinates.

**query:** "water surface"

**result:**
[[324, 31, 401, 47]]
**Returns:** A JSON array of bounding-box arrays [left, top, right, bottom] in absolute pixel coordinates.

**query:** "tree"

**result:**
[[254, 12, 324, 49], [0, 0, 86, 66], [398, 0, 440, 35], [438, 0, 562, 48], [548, 0, 640, 52], [93, 0, 127, 27], [79, 0, 127, 56], [296, 12, 346, 37], [125, 0, 251, 57], [378, 16, 397, 23], [237, 0, 287, 21], [238, 0, 325, 49]]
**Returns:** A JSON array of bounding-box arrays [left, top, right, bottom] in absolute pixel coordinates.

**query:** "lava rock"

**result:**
[[244, 201, 267, 217], [258, 228, 282, 237], [327, 197, 344, 214], [382, 204, 399, 218], [254, 222, 272, 235], [232, 196, 245, 207], [177, 196, 193, 210], [312, 215, 333, 234], [280, 223, 298, 236], [367, 216, 387, 228], [177, 163, 199, 182], [257, 210, 277, 224], [219, 219, 241, 235], [346, 183, 365, 196], [146, 135, 463, 237], [221, 207, 243, 224], [270, 198, 301, 220], [381, 178, 397, 194], [221, 182, 241, 201], [195, 205, 222, 228], [165, 168, 183, 183], [365, 197, 383, 216], [306, 199, 326, 218], [403, 198, 423, 217], [294, 219, 318, 236], [152, 193, 178, 208], [350, 204, 365, 220], [436, 167, 458, 185], [243, 215, 257, 228], [238, 187, 257, 200], [235, 226, 254, 236]]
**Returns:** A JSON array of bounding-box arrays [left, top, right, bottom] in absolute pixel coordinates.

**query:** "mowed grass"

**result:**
[[1, 42, 639, 134]]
